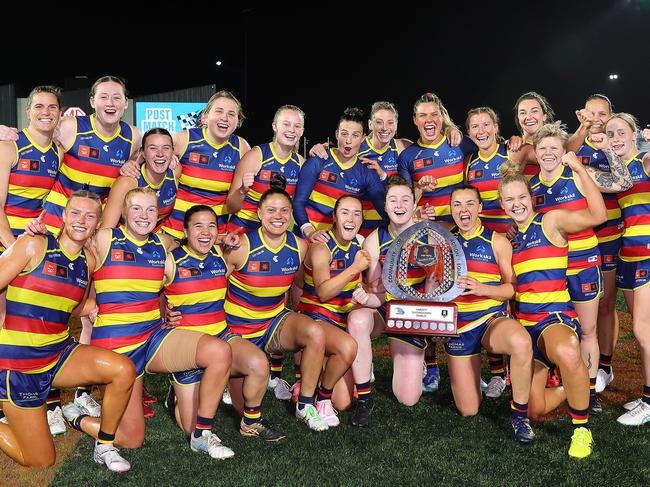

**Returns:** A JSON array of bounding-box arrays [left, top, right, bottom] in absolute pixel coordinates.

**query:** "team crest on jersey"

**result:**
[[43, 261, 68, 279], [79, 145, 100, 160], [319, 171, 338, 183], [577, 156, 590, 165], [179, 267, 202, 278], [535, 195, 545, 206], [414, 158, 433, 169], [468, 169, 483, 180], [636, 270, 648, 279], [189, 153, 210, 165], [581, 282, 598, 293], [18, 159, 40, 172], [330, 259, 346, 271], [604, 255, 617, 264], [111, 249, 136, 262], [248, 261, 270, 273], [260, 170, 277, 181]]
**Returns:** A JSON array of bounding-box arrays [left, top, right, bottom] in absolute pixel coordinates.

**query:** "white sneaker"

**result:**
[[617, 400, 650, 426], [47, 407, 67, 436], [480, 379, 488, 392], [268, 378, 292, 401], [624, 398, 642, 411], [190, 430, 235, 459], [93, 442, 131, 473], [316, 399, 340, 427], [595, 369, 614, 393], [295, 403, 328, 431], [222, 388, 232, 405], [0, 415, 8, 424], [75, 393, 101, 417], [61, 402, 84, 424], [485, 377, 507, 399]]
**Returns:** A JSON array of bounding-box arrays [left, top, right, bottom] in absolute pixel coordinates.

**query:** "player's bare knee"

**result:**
[[347, 311, 371, 337], [117, 430, 145, 449], [457, 404, 479, 417], [113, 355, 137, 388], [338, 335, 358, 365], [303, 323, 326, 351], [509, 332, 532, 361], [555, 344, 582, 372]]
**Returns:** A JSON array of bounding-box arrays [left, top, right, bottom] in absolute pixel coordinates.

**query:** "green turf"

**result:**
[[53, 356, 650, 487]]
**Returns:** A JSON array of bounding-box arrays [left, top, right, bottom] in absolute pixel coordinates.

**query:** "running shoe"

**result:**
[[624, 398, 642, 411], [315, 399, 340, 427], [239, 418, 286, 442], [351, 399, 374, 427], [165, 384, 176, 419], [589, 394, 603, 415], [142, 386, 158, 405], [190, 430, 235, 459], [510, 417, 535, 444], [47, 407, 67, 437], [595, 369, 614, 393], [93, 443, 131, 473], [546, 367, 561, 388], [291, 381, 301, 404], [295, 403, 328, 431], [485, 376, 507, 399], [61, 402, 84, 425], [268, 378, 293, 401], [75, 392, 101, 417], [143, 403, 155, 419], [222, 388, 233, 406], [617, 401, 650, 426], [568, 427, 593, 459], [422, 366, 440, 393]]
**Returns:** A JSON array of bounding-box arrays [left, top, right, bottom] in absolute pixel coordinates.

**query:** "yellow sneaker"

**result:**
[[568, 427, 593, 459]]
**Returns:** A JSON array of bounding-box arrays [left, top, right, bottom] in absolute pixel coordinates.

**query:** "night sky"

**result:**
[[3, 2, 648, 146]]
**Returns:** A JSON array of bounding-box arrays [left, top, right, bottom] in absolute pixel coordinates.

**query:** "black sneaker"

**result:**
[[589, 394, 603, 415], [165, 384, 176, 419], [240, 418, 286, 442], [351, 399, 374, 427], [511, 417, 535, 444]]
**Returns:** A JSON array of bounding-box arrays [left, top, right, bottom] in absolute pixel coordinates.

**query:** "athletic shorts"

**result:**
[[616, 258, 650, 291], [380, 305, 428, 350], [568, 265, 603, 302], [305, 311, 346, 331], [444, 312, 507, 357], [598, 238, 621, 272], [245, 310, 292, 354], [0, 340, 80, 409], [119, 326, 175, 377], [170, 329, 241, 386], [525, 312, 582, 369]]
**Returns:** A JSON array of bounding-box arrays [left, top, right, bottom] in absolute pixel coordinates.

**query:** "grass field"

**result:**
[[4, 305, 650, 486]]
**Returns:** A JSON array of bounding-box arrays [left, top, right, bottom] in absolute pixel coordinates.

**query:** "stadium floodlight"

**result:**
[[609, 74, 619, 80]]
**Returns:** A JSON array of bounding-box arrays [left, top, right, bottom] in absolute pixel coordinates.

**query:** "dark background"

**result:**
[[3, 2, 648, 146]]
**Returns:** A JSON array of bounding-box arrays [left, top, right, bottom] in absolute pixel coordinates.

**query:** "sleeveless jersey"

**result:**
[[90, 227, 166, 353], [4, 130, 59, 237], [511, 213, 576, 326], [0, 235, 88, 372], [576, 137, 623, 244], [42, 115, 133, 231], [225, 229, 301, 338], [397, 136, 466, 223], [617, 151, 650, 262], [136, 164, 177, 228], [465, 143, 512, 233], [452, 223, 507, 332], [164, 245, 228, 336], [229, 142, 301, 233], [530, 165, 600, 273], [163, 128, 240, 236], [296, 230, 362, 328], [358, 137, 398, 234]]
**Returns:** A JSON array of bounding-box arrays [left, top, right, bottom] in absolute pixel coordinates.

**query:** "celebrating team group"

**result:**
[[0, 75, 649, 472]]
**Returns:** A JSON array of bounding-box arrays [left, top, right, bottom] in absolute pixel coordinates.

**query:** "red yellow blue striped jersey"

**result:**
[[617, 151, 650, 262], [225, 228, 301, 339], [164, 245, 228, 336], [398, 136, 470, 223], [576, 137, 623, 244], [4, 130, 59, 238], [530, 165, 601, 273], [511, 213, 576, 326], [296, 230, 362, 328], [162, 128, 240, 236], [229, 142, 301, 233], [136, 164, 177, 229], [465, 143, 512, 233], [452, 223, 507, 332], [90, 227, 166, 353], [358, 137, 398, 235], [42, 115, 133, 232], [0, 235, 89, 372]]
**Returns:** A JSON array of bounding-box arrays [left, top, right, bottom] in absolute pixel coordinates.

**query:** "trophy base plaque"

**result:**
[[384, 301, 458, 341]]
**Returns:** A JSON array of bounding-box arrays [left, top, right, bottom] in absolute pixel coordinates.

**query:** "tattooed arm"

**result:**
[[583, 148, 632, 193]]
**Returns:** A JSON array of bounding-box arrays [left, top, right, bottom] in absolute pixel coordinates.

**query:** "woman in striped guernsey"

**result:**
[[529, 122, 631, 414], [0, 191, 136, 472], [164, 205, 284, 442], [513, 92, 555, 179], [499, 155, 606, 459], [64, 188, 235, 460], [296, 195, 368, 417], [604, 114, 650, 426], [446, 185, 534, 444], [225, 188, 357, 431], [227, 105, 305, 234], [101, 128, 180, 232]]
